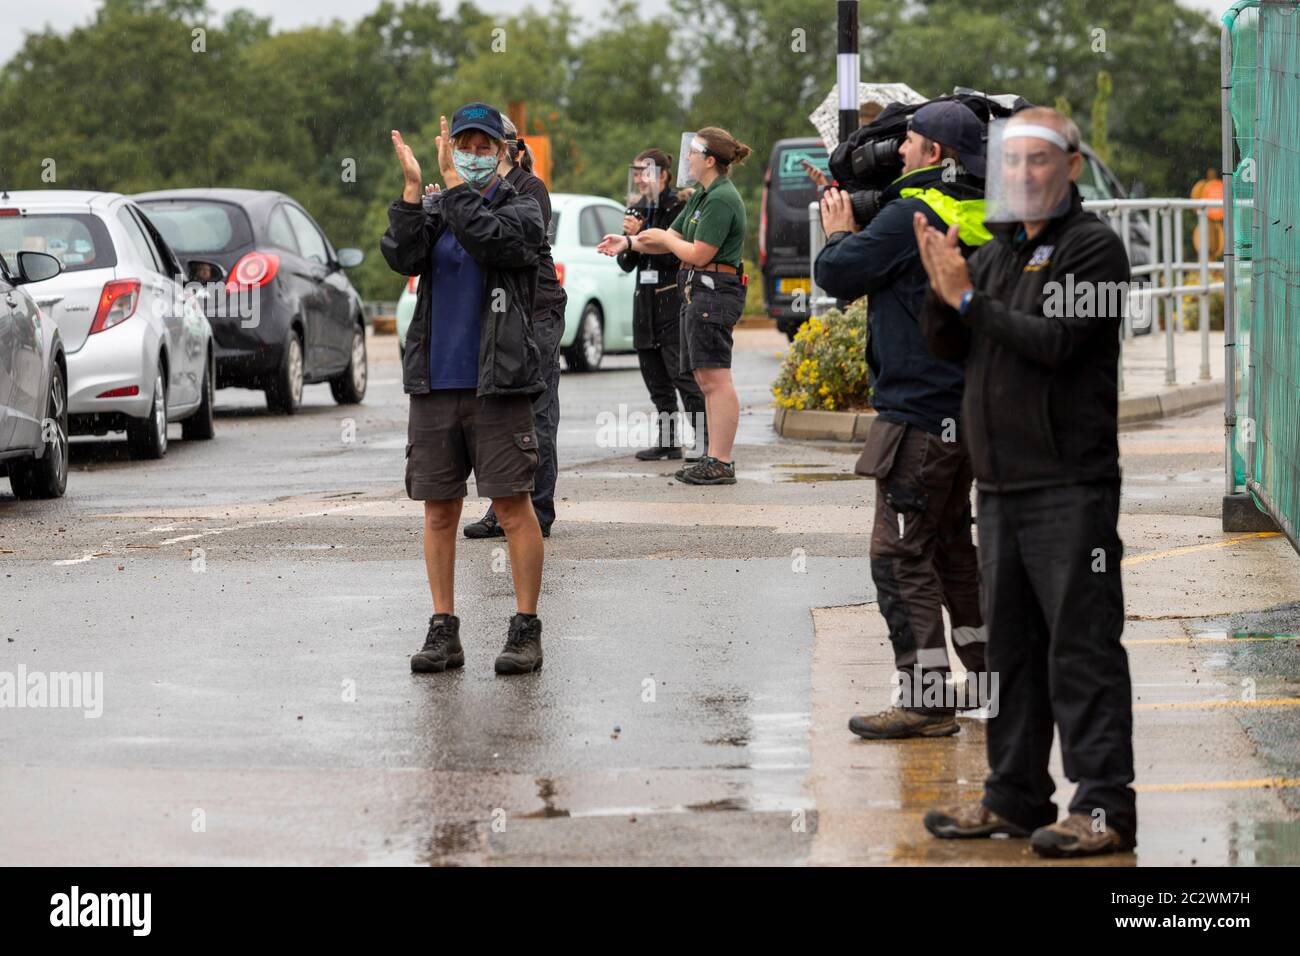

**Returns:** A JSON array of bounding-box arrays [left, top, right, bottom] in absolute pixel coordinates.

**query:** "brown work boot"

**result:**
[[924, 801, 1031, 839], [1030, 813, 1135, 858], [848, 706, 958, 740]]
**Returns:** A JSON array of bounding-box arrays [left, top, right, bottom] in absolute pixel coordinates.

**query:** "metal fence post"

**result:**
[[1198, 205, 1212, 380], [1221, 13, 1240, 495], [1174, 206, 1185, 335], [1162, 206, 1177, 385], [809, 200, 826, 318]]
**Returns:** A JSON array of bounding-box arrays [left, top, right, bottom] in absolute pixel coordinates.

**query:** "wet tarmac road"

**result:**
[[2, 331, 1298, 865]]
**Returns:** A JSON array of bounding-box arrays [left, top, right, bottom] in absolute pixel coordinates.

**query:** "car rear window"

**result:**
[[773, 145, 829, 195], [0, 213, 117, 273], [136, 200, 252, 254]]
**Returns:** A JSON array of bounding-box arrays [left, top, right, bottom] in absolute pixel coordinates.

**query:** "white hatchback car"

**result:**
[[0, 191, 215, 458]]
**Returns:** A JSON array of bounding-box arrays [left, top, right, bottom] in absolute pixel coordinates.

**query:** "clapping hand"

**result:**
[[913, 213, 972, 309]]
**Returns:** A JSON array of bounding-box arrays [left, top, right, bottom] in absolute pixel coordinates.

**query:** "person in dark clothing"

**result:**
[[463, 114, 567, 539], [616, 148, 706, 460], [598, 127, 751, 486], [914, 107, 1136, 858], [814, 101, 991, 741], [382, 103, 547, 677]]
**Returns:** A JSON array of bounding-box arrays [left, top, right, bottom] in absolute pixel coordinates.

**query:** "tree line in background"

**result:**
[[0, 0, 1222, 302]]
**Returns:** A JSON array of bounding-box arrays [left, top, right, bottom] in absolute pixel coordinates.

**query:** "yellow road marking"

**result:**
[[1137, 777, 1300, 793], [1122, 531, 1280, 566], [1135, 697, 1300, 711]]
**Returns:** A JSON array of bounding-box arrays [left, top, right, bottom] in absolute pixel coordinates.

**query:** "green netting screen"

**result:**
[[1225, 0, 1300, 553]]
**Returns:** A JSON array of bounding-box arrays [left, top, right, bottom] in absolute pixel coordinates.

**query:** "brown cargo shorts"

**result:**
[[406, 389, 538, 500]]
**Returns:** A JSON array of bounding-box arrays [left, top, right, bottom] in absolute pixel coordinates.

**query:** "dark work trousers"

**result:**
[[977, 480, 1136, 843], [482, 303, 564, 531], [637, 316, 705, 449], [528, 308, 564, 529], [868, 424, 986, 711]]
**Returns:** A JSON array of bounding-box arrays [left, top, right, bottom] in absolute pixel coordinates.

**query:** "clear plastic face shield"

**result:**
[[627, 160, 662, 210], [677, 132, 705, 187], [984, 118, 1079, 224]]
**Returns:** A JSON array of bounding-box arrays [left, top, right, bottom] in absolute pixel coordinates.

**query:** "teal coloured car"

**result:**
[[395, 193, 636, 372]]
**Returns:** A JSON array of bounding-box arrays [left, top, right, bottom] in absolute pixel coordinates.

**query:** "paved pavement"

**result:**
[[1, 328, 1296, 865], [1118, 327, 1224, 424]]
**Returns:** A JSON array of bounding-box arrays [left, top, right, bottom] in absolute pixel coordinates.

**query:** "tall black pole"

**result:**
[[837, 0, 860, 144]]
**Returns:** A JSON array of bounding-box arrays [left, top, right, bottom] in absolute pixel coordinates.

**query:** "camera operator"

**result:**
[[814, 101, 992, 741], [616, 149, 705, 460]]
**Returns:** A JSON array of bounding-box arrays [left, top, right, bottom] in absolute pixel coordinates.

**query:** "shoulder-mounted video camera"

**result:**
[[827, 90, 1024, 227]]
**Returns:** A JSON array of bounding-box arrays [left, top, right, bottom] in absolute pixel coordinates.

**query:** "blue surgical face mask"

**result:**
[[453, 149, 498, 189]]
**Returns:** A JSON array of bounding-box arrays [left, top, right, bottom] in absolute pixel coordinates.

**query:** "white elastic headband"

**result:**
[[1003, 123, 1071, 152]]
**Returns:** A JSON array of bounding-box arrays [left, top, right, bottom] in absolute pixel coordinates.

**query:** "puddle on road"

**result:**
[[421, 820, 482, 864], [1191, 629, 1300, 642], [685, 797, 749, 812], [1126, 471, 1220, 483], [782, 472, 864, 483], [1228, 819, 1300, 866]]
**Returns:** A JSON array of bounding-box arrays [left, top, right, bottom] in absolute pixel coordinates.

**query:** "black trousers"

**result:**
[[528, 311, 564, 529], [637, 318, 704, 447], [978, 480, 1136, 843], [481, 305, 564, 530]]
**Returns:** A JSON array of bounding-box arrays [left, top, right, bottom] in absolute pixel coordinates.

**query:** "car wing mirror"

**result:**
[[14, 250, 62, 284], [186, 259, 225, 283], [336, 248, 364, 269]]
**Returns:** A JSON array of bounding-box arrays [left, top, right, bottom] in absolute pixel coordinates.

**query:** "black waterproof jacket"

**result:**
[[616, 188, 687, 349], [381, 178, 545, 397], [918, 185, 1130, 492], [814, 166, 982, 436], [504, 165, 566, 318]]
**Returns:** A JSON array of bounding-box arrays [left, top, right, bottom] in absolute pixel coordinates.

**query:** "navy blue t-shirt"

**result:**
[[427, 181, 497, 389]]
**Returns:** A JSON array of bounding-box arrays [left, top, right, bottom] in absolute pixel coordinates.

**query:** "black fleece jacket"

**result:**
[[918, 185, 1130, 492]]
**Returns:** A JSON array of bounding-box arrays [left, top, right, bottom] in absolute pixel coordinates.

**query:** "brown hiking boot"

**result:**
[[848, 706, 958, 740], [1030, 813, 1135, 858], [924, 801, 1031, 839]]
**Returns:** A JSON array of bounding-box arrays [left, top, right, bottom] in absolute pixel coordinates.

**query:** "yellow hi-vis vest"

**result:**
[[898, 187, 992, 247]]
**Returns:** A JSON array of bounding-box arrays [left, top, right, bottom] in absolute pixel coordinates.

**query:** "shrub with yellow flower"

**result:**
[[770, 298, 870, 412]]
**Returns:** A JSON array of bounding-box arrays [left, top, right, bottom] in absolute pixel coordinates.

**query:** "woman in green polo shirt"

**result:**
[[598, 126, 751, 486]]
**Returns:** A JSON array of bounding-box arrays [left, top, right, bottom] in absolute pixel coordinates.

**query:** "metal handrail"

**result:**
[[1085, 197, 1224, 389]]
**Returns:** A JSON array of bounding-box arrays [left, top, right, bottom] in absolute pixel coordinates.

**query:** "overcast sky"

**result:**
[[0, 0, 1230, 67]]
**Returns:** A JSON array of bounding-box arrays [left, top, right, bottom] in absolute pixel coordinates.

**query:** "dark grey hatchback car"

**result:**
[[134, 189, 368, 413], [0, 248, 68, 498]]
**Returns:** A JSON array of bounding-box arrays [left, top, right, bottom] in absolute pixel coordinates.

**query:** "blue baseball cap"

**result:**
[[450, 102, 505, 141], [909, 101, 987, 178]]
